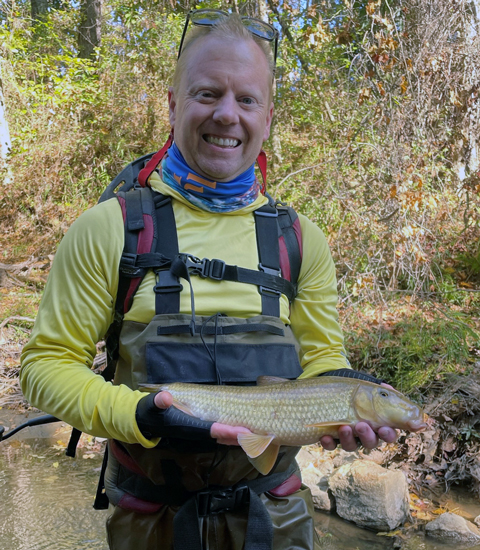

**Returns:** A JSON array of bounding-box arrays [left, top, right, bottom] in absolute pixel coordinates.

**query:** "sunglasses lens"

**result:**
[[243, 19, 276, 41], [181, 10, 277, 67], [191, 10, 227, 27]]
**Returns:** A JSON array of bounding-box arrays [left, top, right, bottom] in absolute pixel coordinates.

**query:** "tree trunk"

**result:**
[[78, 0, 102, 59], [453, 0, 480, 181], [31, 0, 49, 21], [0, 60, 12, 185]]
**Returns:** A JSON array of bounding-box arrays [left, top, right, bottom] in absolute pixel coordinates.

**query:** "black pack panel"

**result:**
[[145, 342, 303, 385]]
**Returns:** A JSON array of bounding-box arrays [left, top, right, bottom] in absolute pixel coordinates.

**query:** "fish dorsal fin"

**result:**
[[256, 376, 289, 386], [237, 433, 275, 458], [171, 399, 195, 417]]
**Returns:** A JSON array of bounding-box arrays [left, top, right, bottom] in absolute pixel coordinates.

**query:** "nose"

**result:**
[[212, 94, 239, 126]]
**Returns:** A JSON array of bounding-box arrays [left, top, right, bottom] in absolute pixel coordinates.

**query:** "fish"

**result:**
[[139, 376, 427, 475]]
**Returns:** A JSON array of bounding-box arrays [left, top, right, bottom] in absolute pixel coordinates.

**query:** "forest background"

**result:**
[[1, 0, 480, 495]]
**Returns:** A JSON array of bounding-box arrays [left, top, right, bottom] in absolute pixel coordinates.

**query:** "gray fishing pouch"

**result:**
[[115, 314, 303, 389]]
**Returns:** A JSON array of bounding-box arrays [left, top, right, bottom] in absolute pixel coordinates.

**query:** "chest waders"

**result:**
[[69, 138, 313, 550]]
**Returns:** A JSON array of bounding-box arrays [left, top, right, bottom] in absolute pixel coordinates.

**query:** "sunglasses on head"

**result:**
[[177, 9, 279, 72]]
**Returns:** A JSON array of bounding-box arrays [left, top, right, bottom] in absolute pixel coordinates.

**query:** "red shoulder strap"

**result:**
[[138, 132, 174, 187], [257, 149, 267, 194]]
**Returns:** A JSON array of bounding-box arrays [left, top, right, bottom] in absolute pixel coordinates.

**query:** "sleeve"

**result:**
[[19, 199, 159, 448], [290, 214, 351, 379]]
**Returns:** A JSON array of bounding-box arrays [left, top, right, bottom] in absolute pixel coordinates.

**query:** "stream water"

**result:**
[[1, 412, 480, 550]]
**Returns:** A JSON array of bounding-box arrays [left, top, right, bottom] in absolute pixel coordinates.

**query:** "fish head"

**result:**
[[353, 383, 427, 432]]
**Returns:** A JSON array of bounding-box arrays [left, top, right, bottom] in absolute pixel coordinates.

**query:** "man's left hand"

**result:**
[[319, 423, 398, 452]]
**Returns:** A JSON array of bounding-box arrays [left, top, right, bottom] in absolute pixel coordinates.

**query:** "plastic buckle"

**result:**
[[153, 269, 183, 294], [259, 263, 281, 277], [258, 263, 282, 298], [182, 255, 225, 281], [197, 485, 250, 517]]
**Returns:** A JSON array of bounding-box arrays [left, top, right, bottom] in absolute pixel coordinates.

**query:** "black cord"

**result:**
[[199, 313, 224, 385]]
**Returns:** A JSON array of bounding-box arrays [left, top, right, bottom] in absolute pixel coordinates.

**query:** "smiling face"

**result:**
[[168, 35, 274, 182]]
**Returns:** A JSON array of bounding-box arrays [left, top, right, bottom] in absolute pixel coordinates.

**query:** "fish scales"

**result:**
[[157, 378, 362, 446]]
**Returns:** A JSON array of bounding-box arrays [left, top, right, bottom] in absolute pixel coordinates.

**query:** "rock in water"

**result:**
[[425, 513, 480, 546], [328, 459, 409, 531]]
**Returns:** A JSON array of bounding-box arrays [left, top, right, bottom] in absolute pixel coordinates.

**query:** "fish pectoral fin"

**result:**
[[237, 433, 275, 458], [247, 444, 280, 476], [171, 399, 195, 417], [256, 376, 289, 386], [304, 420, 353, 428]]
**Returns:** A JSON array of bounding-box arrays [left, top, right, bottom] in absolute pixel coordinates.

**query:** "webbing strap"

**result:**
[[278, 208, 301, 284], [126, 190, 145, 231], [257, 150, 268, 193], [222, 265, 296, 301], [244, 491, 274, 550], [157, 322, 284, 336], [171, 461, 296, 550], [173, 489, 273, 550], [169, 256, 297, 302], [254, 204, 281, 317], [138, 132, 173, 187], [153, 196, 181, 314]]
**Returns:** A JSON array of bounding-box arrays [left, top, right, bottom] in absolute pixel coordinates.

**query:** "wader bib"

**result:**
[[105, 314, 320, 550], [94, 146, 320, 549]]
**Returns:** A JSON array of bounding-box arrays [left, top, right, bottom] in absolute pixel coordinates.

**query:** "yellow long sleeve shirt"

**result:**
[[20, 174, 349, 448]]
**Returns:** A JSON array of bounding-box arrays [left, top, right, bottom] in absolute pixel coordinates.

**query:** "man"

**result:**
[[20, 11, 396, 550]]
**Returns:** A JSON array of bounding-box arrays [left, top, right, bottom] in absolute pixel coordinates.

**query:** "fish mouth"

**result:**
[[203, 135, 241, 148], [406, 417, 428, 432]]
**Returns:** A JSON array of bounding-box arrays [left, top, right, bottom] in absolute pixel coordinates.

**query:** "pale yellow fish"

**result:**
[[140, 376, 427, 475]]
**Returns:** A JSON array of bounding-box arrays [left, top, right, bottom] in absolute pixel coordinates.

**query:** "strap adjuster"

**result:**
[[258, 263, 282, 298], [119, 252, 144, 277], [196, 485, 250, 517]]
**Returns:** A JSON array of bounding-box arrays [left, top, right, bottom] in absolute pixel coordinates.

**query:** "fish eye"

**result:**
[[379, 390, 389, 398]]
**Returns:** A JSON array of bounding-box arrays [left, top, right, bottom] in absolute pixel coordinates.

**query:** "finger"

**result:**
[[210, 423, 251, 445], [338, 425, 361, 451], [319, 435, 337, 451], [153, 391, 174, 409], [377, 426, 398, 443], [354, 422, 379, 449]]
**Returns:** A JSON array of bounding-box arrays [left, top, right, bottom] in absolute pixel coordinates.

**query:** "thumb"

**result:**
[[153, 391, 173, 409]]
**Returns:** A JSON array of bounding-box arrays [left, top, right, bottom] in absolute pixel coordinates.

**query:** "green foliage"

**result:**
[[344, 305, 478, 395], [1, 0, 479, 307]]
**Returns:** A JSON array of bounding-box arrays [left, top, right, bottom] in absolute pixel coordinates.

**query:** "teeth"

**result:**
[[206, 136, 239, 147]]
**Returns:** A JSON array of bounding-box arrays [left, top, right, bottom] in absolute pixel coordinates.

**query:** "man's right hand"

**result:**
[[153, 390, 251, 445]]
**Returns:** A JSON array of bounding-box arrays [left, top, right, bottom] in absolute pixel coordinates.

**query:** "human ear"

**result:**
[[263, 102, 274, 142], [168, 87, 177, 128]]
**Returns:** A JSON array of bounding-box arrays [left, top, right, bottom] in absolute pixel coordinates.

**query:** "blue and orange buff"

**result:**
[[161, 143, 260, 212]]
